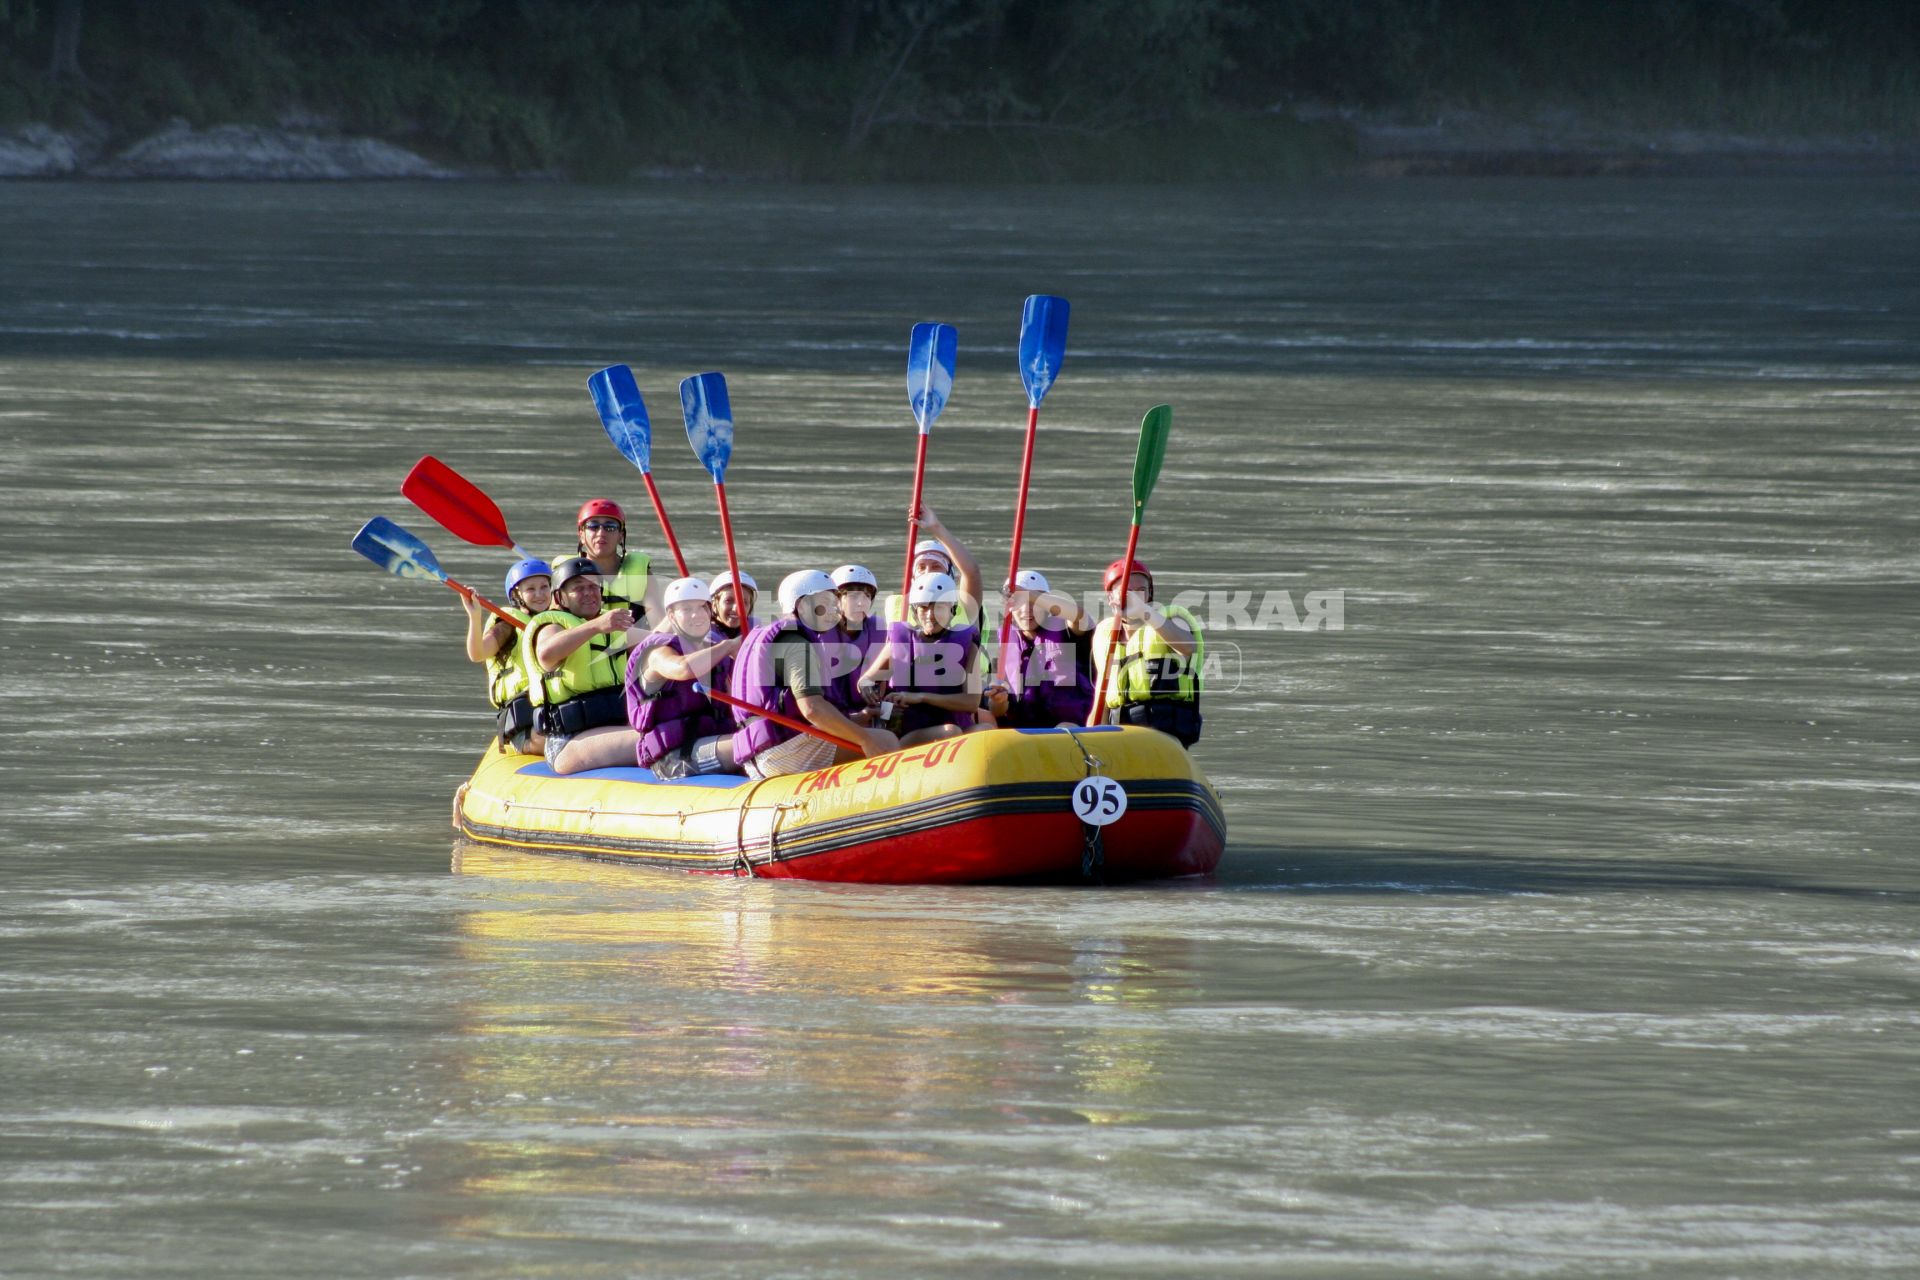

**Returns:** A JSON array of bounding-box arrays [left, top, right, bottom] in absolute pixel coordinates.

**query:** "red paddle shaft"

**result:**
[[902, 432, 930, 599], [1085, 521, 1142, 725], [641, 472, 690, 578], [713, 480, 746, 623], [706, 687, 859, 754], [447, 579, 524, 629], [995, 402, 1043, 674]]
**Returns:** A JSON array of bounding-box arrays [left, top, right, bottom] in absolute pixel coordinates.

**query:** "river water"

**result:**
[[2, 177, 1916, 1276]]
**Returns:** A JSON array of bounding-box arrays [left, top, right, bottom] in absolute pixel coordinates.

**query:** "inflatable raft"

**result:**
[[454, 725, 1225, 883]]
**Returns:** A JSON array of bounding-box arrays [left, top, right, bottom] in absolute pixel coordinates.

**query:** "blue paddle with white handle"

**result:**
[[587, 364, 690, 578], [350, 516, 523, 627], [679, 372, 745, 623], [902, 322, 958, 600]]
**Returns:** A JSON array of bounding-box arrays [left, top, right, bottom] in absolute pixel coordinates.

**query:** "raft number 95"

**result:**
[[1072, 777, 1128, 826]]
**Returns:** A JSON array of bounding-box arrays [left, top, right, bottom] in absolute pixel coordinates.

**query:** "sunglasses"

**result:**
[[580, 519, 623, 532]]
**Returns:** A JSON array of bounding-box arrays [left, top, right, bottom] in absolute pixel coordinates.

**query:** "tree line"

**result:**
[[3, 0, 1914, 179]]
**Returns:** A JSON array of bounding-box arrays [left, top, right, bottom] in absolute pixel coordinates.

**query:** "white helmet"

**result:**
[[663, 576, 711, 607], [911, 538, 951, 566], [1012, 569, 1050, 594], [708, 569, 758, 595], [778, 569, 837, 616], [831, 564, 878, 591], [908, 571, 960, 605]]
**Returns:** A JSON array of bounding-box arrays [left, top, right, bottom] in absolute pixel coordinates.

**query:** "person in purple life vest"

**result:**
[[704, 568, 757, 696], [829, 563, 886, 722], [624, 577, 744, 780], [859, 571, 996, 747], [731, 570, 899, 780], [985, 568, 1096, 728]]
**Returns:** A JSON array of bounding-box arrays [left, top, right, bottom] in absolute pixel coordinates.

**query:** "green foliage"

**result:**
[[0, 0, 1913, 176]]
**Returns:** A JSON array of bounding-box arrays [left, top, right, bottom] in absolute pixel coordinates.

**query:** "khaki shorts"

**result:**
[[745, 732, 840, 779]]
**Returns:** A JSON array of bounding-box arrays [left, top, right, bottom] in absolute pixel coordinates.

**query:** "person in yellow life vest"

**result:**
[[1089, 557, 1204, 747], [463, 557, 550, 755], [882, 505, 981, 628], [523, 556, 640, 774], [570, 498, 665, 631]]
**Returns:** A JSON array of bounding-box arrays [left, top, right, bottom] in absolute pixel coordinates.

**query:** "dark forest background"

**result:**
[[3, 0, 1916, 179]]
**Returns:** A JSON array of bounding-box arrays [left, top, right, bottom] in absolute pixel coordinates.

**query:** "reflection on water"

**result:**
[[441, 843, 1187, 1214]]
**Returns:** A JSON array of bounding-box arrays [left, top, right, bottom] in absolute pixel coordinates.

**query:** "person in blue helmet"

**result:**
[[464, 557, 551, 755]]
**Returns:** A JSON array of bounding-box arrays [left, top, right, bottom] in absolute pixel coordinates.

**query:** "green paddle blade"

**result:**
[[1131, 404, 1172, 518]]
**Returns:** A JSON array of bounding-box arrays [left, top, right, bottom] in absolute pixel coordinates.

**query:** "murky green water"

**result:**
[[2, 178, 1916, 1276]]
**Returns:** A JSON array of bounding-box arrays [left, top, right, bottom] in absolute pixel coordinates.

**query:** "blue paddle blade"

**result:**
[[680, 371, 734, 483], [588, 364, 653, 473], [906, 322, 958, 434], [1018, 294, 1069, 409], [350, 516, 447, 583]]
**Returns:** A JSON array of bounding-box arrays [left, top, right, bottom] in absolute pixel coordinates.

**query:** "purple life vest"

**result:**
[[885, 620, 979, 735], [827, 614, 885, 712], [728, 615, 843, 765], [1000, 623, 1094, 727], [705, 624, 740, 696], [627, 631, 725, 768]]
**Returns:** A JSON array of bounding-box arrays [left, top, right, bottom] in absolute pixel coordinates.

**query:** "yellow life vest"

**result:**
[[521, 608, 630, 708], [1093, 604, 1204, 710], [483, 607, 533, 707]]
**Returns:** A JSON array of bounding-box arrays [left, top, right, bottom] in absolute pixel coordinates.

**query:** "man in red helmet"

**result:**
[[568, 498, 665, 633], [1088, 557, 1204, 747]]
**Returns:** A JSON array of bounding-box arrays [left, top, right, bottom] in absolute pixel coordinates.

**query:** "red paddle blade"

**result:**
[[402, 456, 515, 550]]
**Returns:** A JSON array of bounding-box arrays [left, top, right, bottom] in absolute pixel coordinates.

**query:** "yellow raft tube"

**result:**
[[454, 725, 1225, 883]]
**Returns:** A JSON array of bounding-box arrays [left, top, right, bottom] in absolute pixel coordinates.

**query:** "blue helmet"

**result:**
[[504, 558, 552, 597]]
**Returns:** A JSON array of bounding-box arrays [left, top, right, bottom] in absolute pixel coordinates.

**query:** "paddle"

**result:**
[[401, 456, 534, 560], [705, 687, 860, 755], [1087, 404, 1173, 725], [350, 516, 524, 628], [902, 322, 958, 600], [679, 371, 747, 630], [998, 294, 1069, 675], [587, 364, 691, 578]]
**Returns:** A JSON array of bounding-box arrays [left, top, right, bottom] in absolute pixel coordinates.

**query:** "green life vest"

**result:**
[[484, 607, 533, 707], [1094, 604, 1204, 709], [521, 608, 630, 708]]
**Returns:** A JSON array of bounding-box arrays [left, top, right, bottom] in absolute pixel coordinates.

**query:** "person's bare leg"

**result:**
[[552, 726, 641, 774]]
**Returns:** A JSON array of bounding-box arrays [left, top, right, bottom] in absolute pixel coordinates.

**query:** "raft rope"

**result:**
[[1060, 727, 1107, 882]]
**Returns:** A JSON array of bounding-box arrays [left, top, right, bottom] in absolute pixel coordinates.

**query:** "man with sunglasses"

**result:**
[[569, 499, 665, 631]]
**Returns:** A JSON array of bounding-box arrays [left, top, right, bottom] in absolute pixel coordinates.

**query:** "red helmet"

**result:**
[[576, 498, 625, 528], [1103, 557, 1153, 596]]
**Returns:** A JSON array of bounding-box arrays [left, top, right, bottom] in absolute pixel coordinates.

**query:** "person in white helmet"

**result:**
[[829, 564, 885, 720], [985, 568, 1095, 728], [705, 568, 757, 695], [624, 577, 744, 779], [729, 569, 899, 778], [883, 504, 982, 627], [859, 570, 994, 746], [708, 569, 758, 641]]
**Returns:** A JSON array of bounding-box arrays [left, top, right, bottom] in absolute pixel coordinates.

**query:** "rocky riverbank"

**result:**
[[5, 111, 1916, 181], [0, 119, 460, 179]]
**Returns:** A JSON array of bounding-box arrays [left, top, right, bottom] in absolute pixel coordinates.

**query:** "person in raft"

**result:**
[[464, 556, 552, 755], [523, 556, 640, 773], [708, 568, 757, 641], [829, 564, 885, 721], [704, 568, 757, 698], [985, 568, 1095, 729], [730, 570, 899, 780], [570, 498, 665, 631], [859, 571, 996, 747], [883, 506, 982, 625], [1089, 557, 1205, 747], [625, 577, 743, 780]]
